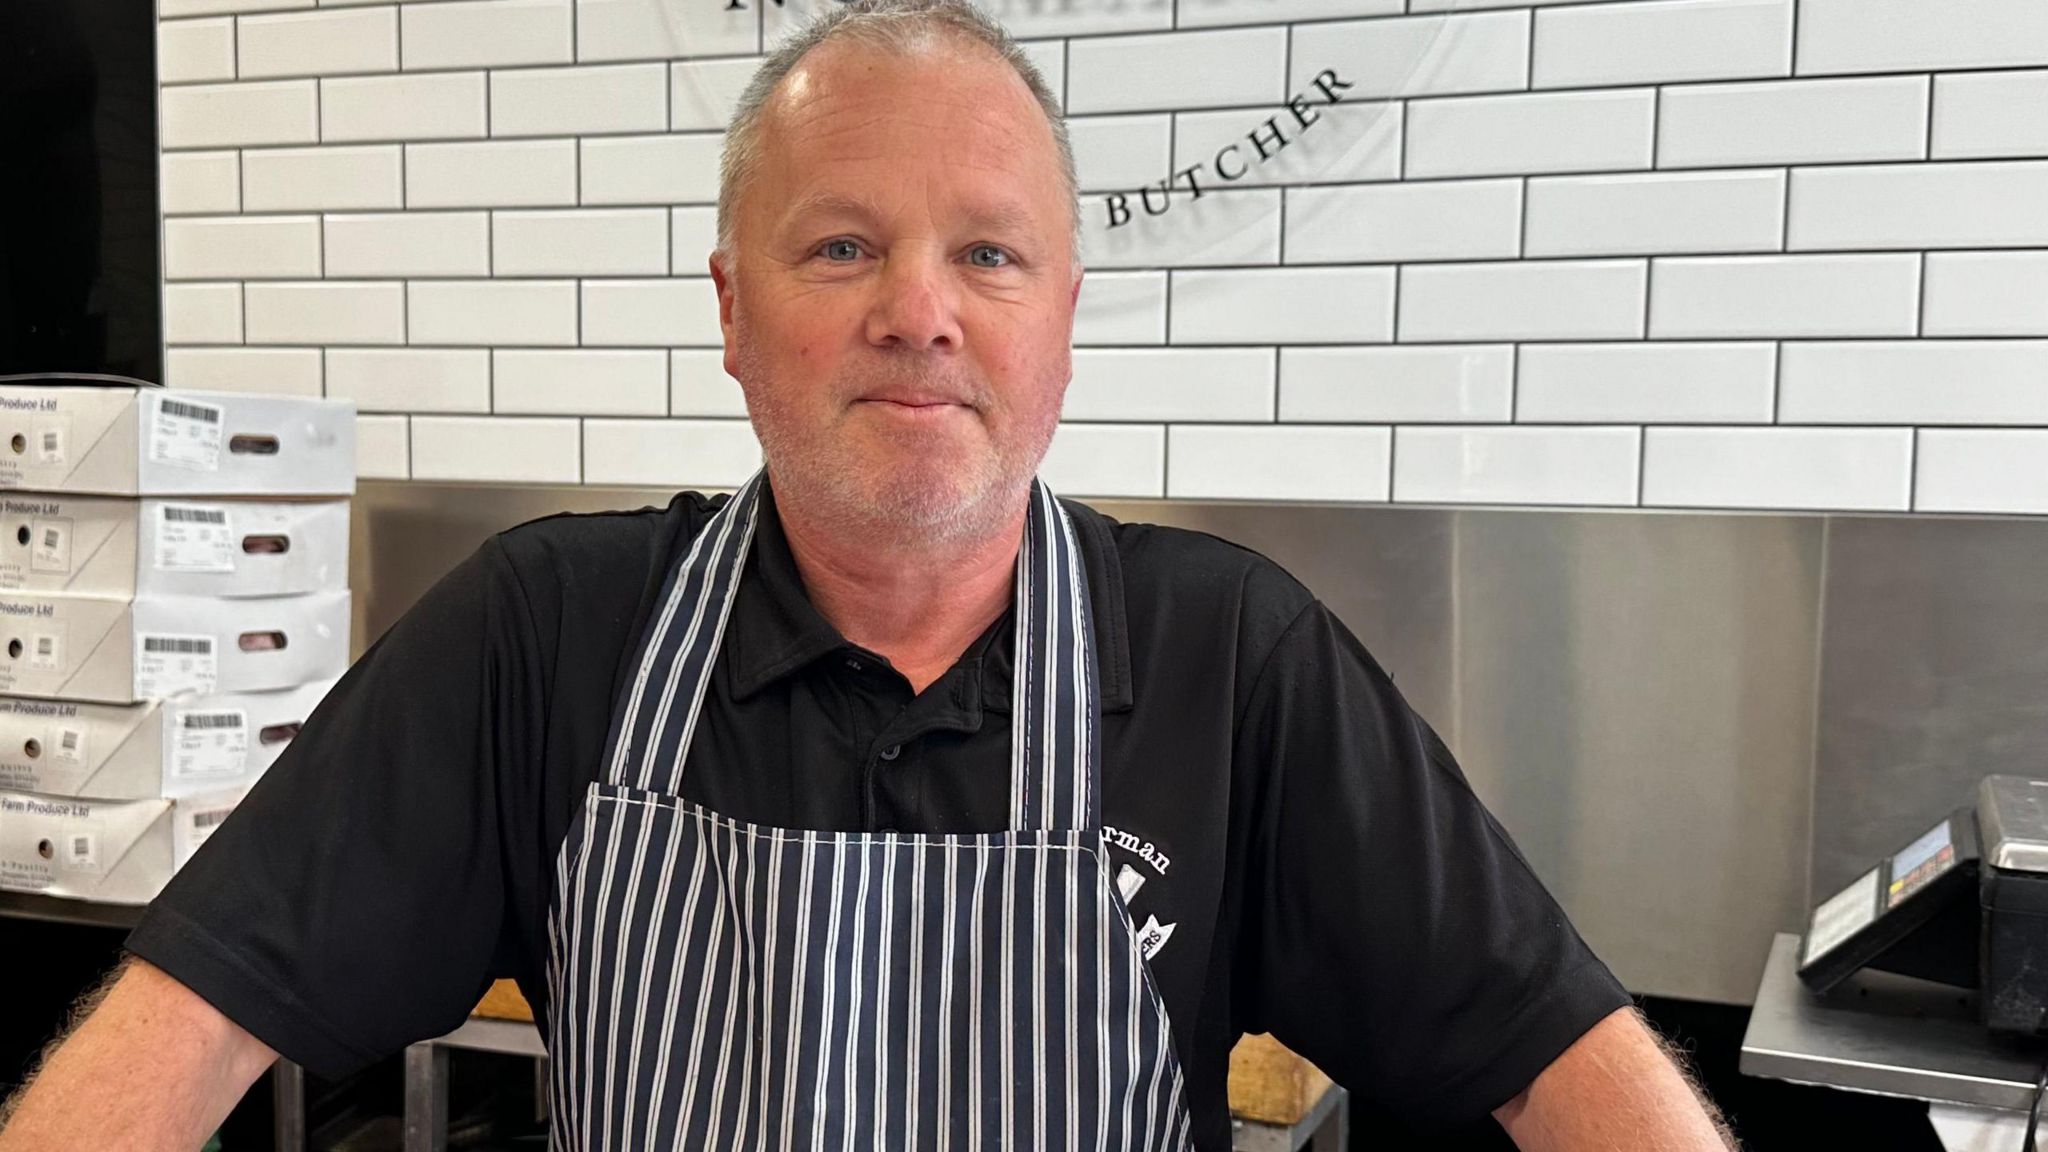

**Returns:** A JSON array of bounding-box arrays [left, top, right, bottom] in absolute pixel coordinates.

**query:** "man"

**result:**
[[0, 0, 1735, 1147]]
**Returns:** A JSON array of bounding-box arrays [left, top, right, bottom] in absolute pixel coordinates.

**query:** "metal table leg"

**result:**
[[1309, 1087, 1348, 1151], [270, 1059, 305, 1152], [403, 1042, 450, 1152]]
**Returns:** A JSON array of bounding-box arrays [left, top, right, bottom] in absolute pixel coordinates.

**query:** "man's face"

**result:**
[[711, 37, 1082, 544]]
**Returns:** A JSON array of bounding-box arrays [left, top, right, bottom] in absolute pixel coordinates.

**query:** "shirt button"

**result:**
[[879, 745, 900, 761], [844, 657, 863, 672]]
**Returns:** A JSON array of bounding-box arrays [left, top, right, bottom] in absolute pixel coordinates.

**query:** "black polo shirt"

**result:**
[[126, 484, 1629, 1148]]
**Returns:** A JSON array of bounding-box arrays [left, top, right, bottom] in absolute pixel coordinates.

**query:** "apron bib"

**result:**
[[544, 473, 1195, 1150]]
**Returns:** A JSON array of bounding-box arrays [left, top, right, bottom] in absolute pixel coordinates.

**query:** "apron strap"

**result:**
[[598, 471, 1100, 833]]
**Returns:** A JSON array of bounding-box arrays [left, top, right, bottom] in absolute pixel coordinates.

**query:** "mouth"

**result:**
[[856, 393, 973, 414]]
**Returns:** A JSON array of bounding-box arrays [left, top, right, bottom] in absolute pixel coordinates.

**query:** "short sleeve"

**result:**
[[125, 537, 545, 1078], [1235, 602, 1630, 1127]]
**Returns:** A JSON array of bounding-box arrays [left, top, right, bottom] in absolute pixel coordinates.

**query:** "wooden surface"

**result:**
[[468, 985, 1330, 1125]]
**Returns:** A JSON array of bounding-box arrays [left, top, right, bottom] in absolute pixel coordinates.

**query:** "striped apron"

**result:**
[[544, 471, 1197, 1150]]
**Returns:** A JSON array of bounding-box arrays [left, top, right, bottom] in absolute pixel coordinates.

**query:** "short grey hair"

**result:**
[[714, 0, 1081, 263]]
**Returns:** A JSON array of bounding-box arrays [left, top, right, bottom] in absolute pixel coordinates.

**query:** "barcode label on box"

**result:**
[[65, 831, 98, 870], [27, 632, 60, 673], [53, 726, 86, 767], [178, 797, 243, 861], [137, 633, 217, 698], [29, 517, 70, 574], [36, 422, 66, 465], [155, 503, 235, 574], [148, 396, 224, 472], [173, 708, 249, 779]]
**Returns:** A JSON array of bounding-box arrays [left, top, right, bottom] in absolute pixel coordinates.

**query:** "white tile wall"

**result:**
[[1656, 76, 1930, 169], [1642, 428, 1913, 511], [150, 0, 2048, 515], [1923, 252, 2048, 336], [1533, 0, 1790, 89], [1168, 426, 1392, 501], [1393, 426, 1639, 506], [1516, 343, 1775, 423], [1916, 431, 2048, 515], [1780, 341, 2048, 425], [1649, 254, 1921, 338]]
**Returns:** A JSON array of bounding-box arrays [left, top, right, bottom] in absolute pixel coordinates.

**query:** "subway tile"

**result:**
[[1533, 0, 1791, 89], [1178, 0, 1399, 31], [323, 211, 490, 277], [238, 7, 397, 78], [1798, 0, 2048, 75], [1790, 162, 2048, 250], [322, 72, 488, 142], [1411, 0, 1607, 8], [161, 80, 319, 149], [1290, 11, 1530, 99], [159, 18, 236, 84], [1069, 116, 1174, 192], [1286, 179, 1521, 263], [1524, 170, 1783, 257], [671, 207, 719, 275], [1934, 70, 2048, 159], [245, 281, 405, 344], [493, 209, 670, 276], [494, 350, 668, 416], [1040, 424, 1166, 499], [1516, 342, 1776, 423], [409, 280, 578, 346], [242, 145, 402, 211], [354, 414, 411, 480], [161, 152, 241, 215], [163, 283, 245, 345], [581, 134, 723, 205], [165, 347, 324, 396], [1406, 89, 1655, 179], [1063, 349, 1274, 422], [164, 216, 323, 280], [1642, 427, 1911, 511], [401, 0, 571, 70], [491, 63, 668, 137], [783, 0, 1166, 42], [162, 0, 310, 14], [1395, 426, 1639, 506], [1065, 28, 1286, 115], [1917, 431, 2048, 515], [407, 139, 578, 208], [669, 57, 760, 132], [1924, 252, 2048, 336], [1650, 254, 1920, 338], [1168, 425, 1391, 501], [581, 279, 722, 346], [1074, 271, 1167, 346], [582, 420, 761, 487], [1080, 187, 1281, 270], [1171, 100, 1401, 190], [1170, 267, 1396, 345], [325, 348, 491, 412], [1399, 260, 1647, 342], [1279, 345, 1514, 423], [1779, 340, 2048, 424], [670, 350, 748, 417], [579, 0, 757, 62], [412, 416, 581, 483], [1018, 41, 1064, 106], [1657, 76, 1929, 168]]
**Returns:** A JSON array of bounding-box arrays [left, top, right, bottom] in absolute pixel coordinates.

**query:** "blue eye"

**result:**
[[821, 239, 861, 261], [969, 245, 1010, 268]]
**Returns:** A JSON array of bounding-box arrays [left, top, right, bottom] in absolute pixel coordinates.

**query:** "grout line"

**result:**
[[1640, 258, 1653, 340], [1386, 423, 1399, 502], [1779, 165, 1791, 251], [1270, 346, 1280, 421], [1163, 270, 1173, 344], [1516, 175, 1528, 258], [313, 77, 323, 143], [1061, 39, 1071, 113], [231, 17, 240, 81], [1389, 263, 1403, 344], [1634, 424, 1646, 507], [1915, 251, 1927, 337], [1788, 0, 1801, 78], [1509, 341, 1521, 423], [1907, 426, 1920, 511], [1921, 72, 1935, 160], [1772, 340, 1784, 424]]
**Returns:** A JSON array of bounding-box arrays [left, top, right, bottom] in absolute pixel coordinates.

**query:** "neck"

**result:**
[[773, 483, 1027, 696]]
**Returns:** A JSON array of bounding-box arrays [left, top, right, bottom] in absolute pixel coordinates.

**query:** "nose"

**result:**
[[864, 246, 963, 352]]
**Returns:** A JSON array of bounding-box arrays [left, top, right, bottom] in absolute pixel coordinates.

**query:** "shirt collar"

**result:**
[[722, 481, 1135, 714]]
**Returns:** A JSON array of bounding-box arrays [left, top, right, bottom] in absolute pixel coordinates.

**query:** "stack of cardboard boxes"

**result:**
[[0, 382, 355, 905]]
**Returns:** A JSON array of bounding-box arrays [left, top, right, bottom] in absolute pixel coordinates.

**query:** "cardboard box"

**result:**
[[0, 590, 350, 704], [0, 496, 349, 599], [1228, 1034, 1334, 1126], [0, 679, 336, 800], [0, 384, 354, 496], [0, 785, 245, 905]]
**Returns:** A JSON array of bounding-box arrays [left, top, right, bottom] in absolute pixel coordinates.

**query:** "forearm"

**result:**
[[0, 958, 277, 1152], [1494, 1006, 1735, 1152]]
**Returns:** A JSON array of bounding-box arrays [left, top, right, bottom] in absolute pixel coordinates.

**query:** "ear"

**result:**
[[710, 248, 740, 381]]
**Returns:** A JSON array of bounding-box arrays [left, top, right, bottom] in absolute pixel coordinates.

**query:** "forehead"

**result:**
[[751, 38, 1068, 227]]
